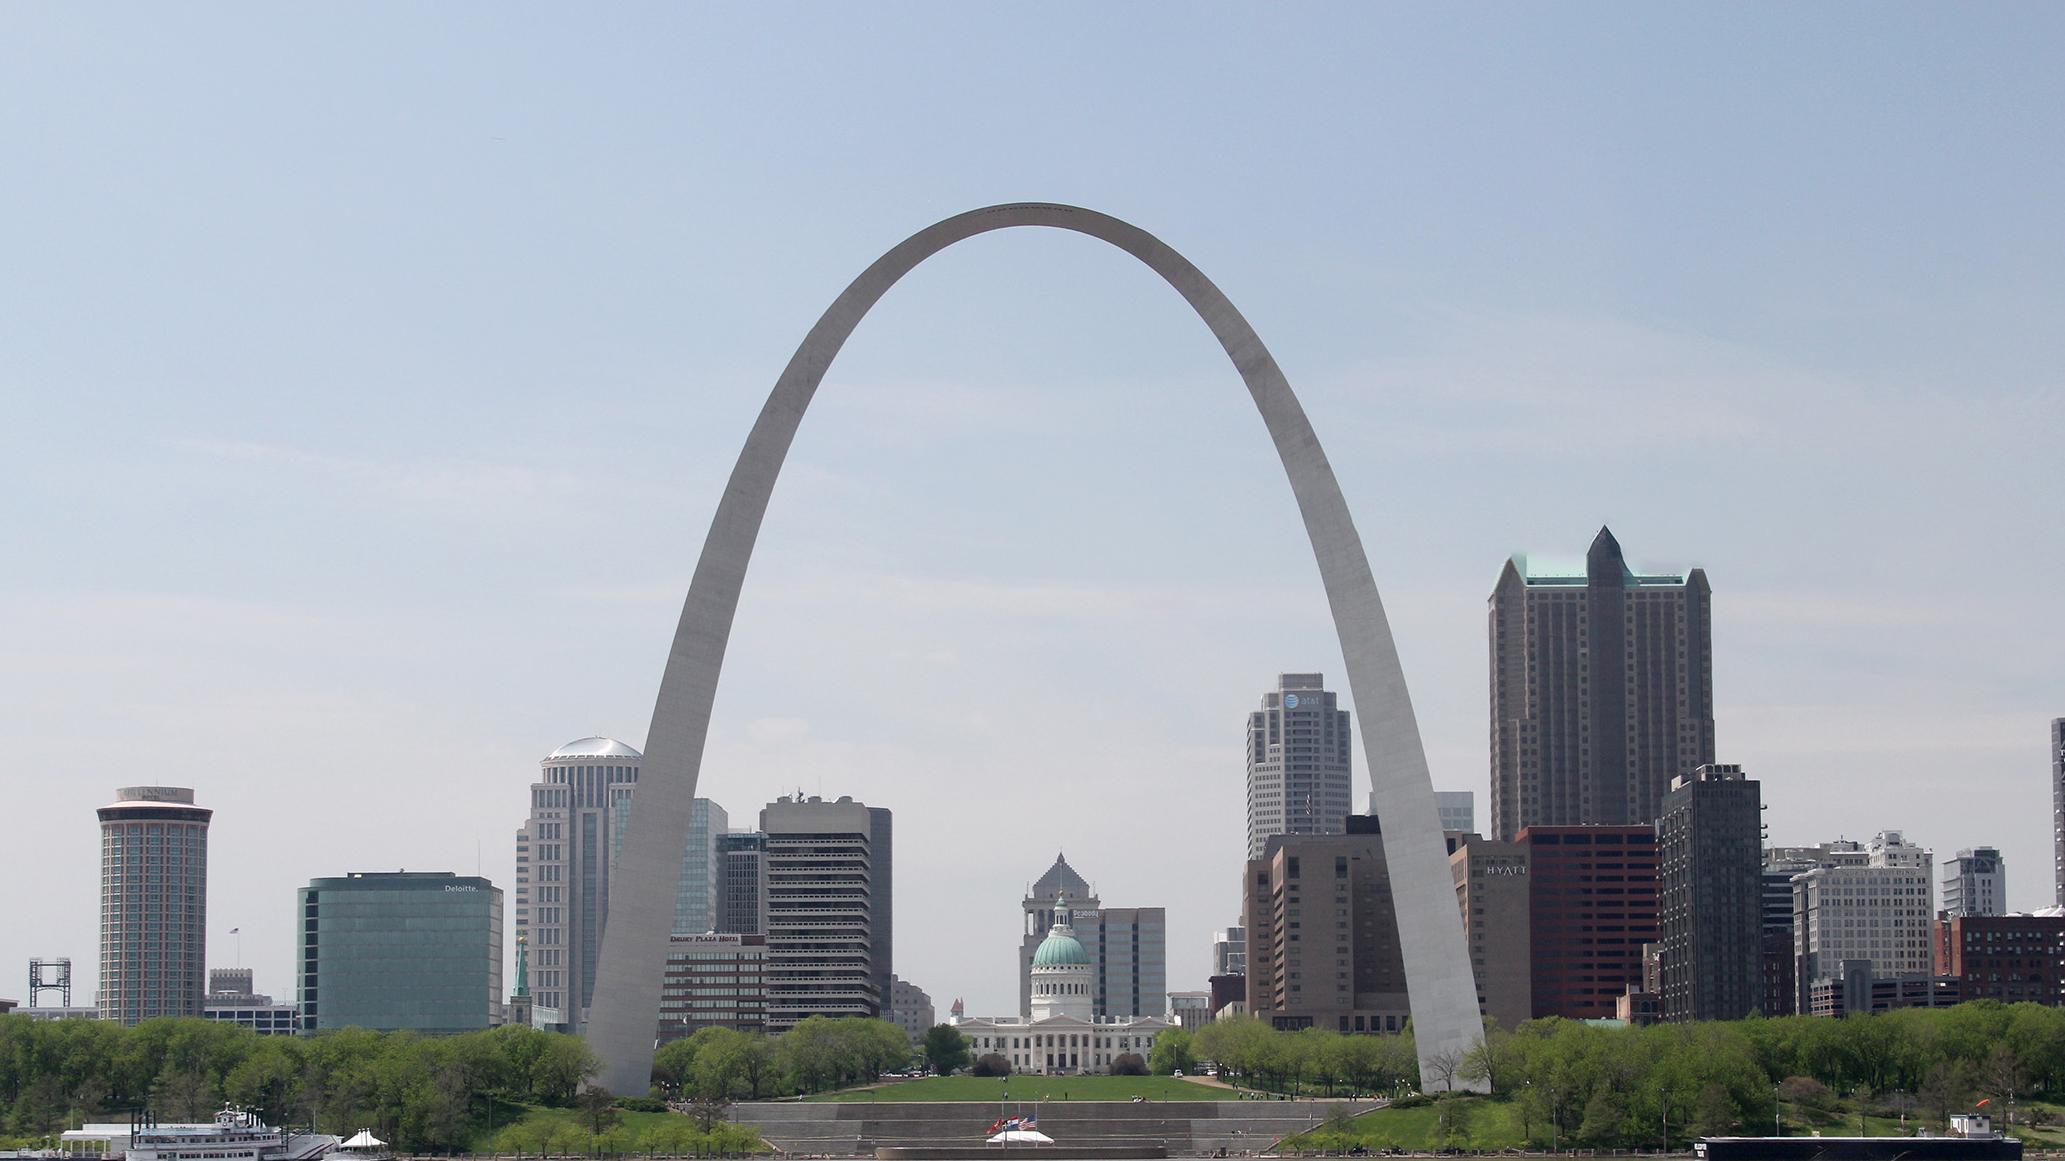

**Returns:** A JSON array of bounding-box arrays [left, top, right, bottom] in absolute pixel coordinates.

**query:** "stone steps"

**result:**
[[732, 1100, 1378, 1156]]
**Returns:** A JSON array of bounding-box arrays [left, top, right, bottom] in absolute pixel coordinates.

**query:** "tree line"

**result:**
[[1158, 1001, 2065, 1149], [0, 1016, 594, 1152], [650, 1017, 912, 1101], [0, 1012, 931, 1152]]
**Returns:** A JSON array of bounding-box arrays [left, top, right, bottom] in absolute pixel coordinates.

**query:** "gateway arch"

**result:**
[[586, 203, 1487, 1094]]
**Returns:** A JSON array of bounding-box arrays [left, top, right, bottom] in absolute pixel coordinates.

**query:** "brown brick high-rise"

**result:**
[[1490, 528, 1715, 840], [1520, 825, 1659, 1020]]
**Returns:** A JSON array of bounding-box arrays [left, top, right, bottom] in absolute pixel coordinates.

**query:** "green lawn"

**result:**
[[805, 1075, 1227, 1102], [1281, 1096, 1530, 1152], [486, 1104, 765, 1153]]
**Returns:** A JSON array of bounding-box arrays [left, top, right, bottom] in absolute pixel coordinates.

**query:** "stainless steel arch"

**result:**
[[586, 203, 1486, 1094]]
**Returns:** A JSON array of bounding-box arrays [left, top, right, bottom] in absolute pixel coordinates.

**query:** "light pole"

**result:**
[[1661, 1090, 1670, 1154], [1774, 1084, 1782, 1137]]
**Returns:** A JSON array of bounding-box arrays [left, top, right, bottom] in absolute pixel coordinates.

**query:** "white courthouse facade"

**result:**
[[954, 892, 1168, 1075]]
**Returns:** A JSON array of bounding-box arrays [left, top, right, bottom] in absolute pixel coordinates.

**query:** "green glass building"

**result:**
[[299, 871, 503, 1033]]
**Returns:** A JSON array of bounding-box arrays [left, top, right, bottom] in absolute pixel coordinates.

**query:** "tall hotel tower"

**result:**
[[1246, 673, 1353, 859], [1489, 528, 1715, 840], [98, 786, 211, 1023]]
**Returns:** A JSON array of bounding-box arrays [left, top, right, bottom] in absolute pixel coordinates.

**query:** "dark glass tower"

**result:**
[[1657, 764, 1762, 1021], [1489, 528, 1716, 840]]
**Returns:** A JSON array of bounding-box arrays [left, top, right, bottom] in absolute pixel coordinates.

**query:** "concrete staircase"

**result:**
[[732, 1100, 1379, 1156]]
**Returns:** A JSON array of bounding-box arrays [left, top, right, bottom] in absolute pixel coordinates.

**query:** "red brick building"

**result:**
[[1519, 825, 1660, 1019], [1945, 915, 2065, 1005]]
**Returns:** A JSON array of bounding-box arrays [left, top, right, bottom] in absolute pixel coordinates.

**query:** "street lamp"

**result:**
[[1774, 1084, 1783, 1137]]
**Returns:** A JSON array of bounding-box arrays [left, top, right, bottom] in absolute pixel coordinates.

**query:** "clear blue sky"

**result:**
[[3, 4, 2060, 1019]]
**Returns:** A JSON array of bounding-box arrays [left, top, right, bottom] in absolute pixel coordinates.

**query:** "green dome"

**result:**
[[1033, 928, 1091, 967]]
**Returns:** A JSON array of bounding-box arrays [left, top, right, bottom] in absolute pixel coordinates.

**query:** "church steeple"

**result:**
[[514, 931, 530, 998]]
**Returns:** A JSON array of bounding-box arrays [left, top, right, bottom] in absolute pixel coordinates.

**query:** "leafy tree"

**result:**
[[574, 1086, 621, 1138], [1579, 1087, 1627, 1147], [527, 1034, 597, 1106], [1978, 1043, 2027, 1110], [650, 1036, 701, 1095], [1778, 1075, 1833, 1111], [1917, 1061, 1972, 1128], [1459, 1020, 1514, 1092], [1692, 1083, 1741, 1137], [687, 1092, 727, 1132], [1436, 1097, 1476, 1149], [152, 1065, 215, 1122], [1110, 1053, 1148, 1076], [971, 1053, 1011, 1077], [1147, 1028, 1195, 1076], [920, 1025, 969, 1076]]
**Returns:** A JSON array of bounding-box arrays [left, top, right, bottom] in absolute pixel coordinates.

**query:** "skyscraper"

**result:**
[[1792, 831, 1934, 1007], [2053, 719, 2064, 906], [1657, 764, 1762, 1022], [1489, 528, 1716, 840], [1942, 848, 2006, 918], [98, 786, 210, 1023], [1520, 825, 1660, 1020], [1435, 791, 1475, 835], [674, 799, 729, 935], [298, 871, 503, 1033], [760, 794, 890, 1030], [512, 737, 730, 1026], [716, 831, 767, 935], [513, 737, 640, 1022], [1243, 815, 1410, 1033], [1247, 673, 1353, 859]]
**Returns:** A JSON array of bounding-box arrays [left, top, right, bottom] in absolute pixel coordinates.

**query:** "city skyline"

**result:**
[[5, 6, 2062, 1023]]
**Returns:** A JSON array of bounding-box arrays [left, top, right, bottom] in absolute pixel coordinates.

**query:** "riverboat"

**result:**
[[1697, 1114, 2021, 1161], [62, 1107, 336, 1161]]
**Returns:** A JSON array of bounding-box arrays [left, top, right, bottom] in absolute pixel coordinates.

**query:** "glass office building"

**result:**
[[299, 871, 503, 1033]]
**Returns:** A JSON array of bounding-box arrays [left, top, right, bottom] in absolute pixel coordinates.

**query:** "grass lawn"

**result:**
[[486, 1104, 765, 1153], [806, 1075, 1227, 1102], [1281, 1096, 1530, 1152]]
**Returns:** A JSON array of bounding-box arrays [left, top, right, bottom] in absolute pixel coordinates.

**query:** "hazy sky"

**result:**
[[4, 5, 2061, 1020]]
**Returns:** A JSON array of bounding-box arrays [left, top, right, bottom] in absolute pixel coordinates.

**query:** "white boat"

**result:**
[[65, 1107, 337, 1161]]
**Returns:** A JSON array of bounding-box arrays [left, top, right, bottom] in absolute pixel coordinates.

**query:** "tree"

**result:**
[[971, 1053, 1011, 1078], [1978, 1043, 2026, 1112], [1111, 1053, 1148, 1076], [1148, 1028, 1195, 1077], [574, 1086, 621, 1138], [1422, 1047, 1463, 1093], [1436, 1098, 1476, 1150], [1579, 1087, 1628, 1148], [528, 1035, 598, 1106], [1691, 1083, 1741, 1137], [687, 1092, 727, 1132], [1917, 1061, 1972, 1128], [1460, 1021, 1514, 1093], [1778, 1075, 1833, 1111], [152, 1064, 215, 1122], [651, 1036, 702, 1096], [921, 1025, 969, 1076]]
